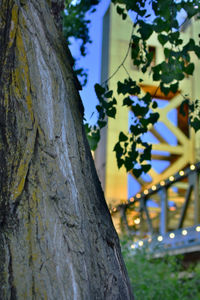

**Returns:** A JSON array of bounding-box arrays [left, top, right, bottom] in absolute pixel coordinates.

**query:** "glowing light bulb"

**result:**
[[182, 230, 187, 236], [160, 181, 165, 186], [190, 164, 195, 170], [157, 235, 163, 242], [179, 170, 184, 176], [138, 241, 143, 247], [169, 233, 175, 239], [152, 185, 157, 191], [134, 218, 140, 225], [130, 197, 134, 202], [144, 189, 149, 195], [169, 176, 174, 182], [136, 193, 141, 199], [196, 226, 200, 232], [131, 244, 135, 249]]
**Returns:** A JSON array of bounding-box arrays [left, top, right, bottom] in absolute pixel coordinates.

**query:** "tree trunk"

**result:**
[[0, 1, 133, 299]]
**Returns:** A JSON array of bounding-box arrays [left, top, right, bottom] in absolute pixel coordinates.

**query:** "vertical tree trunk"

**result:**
[[0, 1, 134, 299]]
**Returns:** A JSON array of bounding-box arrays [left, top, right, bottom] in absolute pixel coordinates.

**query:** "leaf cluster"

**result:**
[[63, 1, 100, 85], [84, 84, 117, 150], [82, 0, 200, 175]]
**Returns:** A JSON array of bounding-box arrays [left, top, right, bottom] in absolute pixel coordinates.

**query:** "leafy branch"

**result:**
[[85, 0, 200, 176]]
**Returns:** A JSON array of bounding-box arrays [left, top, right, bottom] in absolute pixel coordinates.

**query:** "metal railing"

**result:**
[[131, 224, 200, 256], [113, 162, 200, 238]]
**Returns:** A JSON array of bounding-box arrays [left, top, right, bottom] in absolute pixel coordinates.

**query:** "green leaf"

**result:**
[[132, 168, 142, 178], [160, 83, 170, 95], [148, 112, 159, 125], [169, 31, 179, 42], [113, 142, 123, 156], [124, 157, 133, 171], [142, 164, 151, 173], [104, 90, 113, 98], [131, 104, 148, 117], [122, 13, 127, 20], [190, 117, 200, 132], [164, 48, 171, 59], [116, 6, 124, 15], [97, 120, 107, 129], [130, 124, 146, 136], [183, 39, 195, 52], [117, 79, 139, 95], [123, 97, 133, 106], [138, 22, 153, 40], [112, 97, 117, 105], [152, 67, 161, 81], [184, 63, 194, 75], [107, 107, 116, 118], [96, 105, 102, 113], [174, 72, 184, 81], [117, 158, 124, 169], [94, 84, 105, 98], [170, 82, 179, 93], [140, 144, 152, 163], [158, 34, 168, 46], [194, 46, 200, 59], [161, 73, 174, 84], [142, 93, 152, 104], [87, 130, 100, 151], [152, 101, 158, 109], [119, 131, 128, 142]]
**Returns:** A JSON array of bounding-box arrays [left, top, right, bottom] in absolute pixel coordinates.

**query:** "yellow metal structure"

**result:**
[[95, 4, 200, 212]]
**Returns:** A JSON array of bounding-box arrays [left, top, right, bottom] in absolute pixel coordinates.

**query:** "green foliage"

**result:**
[[121, 239, 200, 299], [84, 84, 117, 151], [85, 0, 200, 175], [64, 0, 100, 56], [63, 0, 100, 85], [65, 0, 200, 174]]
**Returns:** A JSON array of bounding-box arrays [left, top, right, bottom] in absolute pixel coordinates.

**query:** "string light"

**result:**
[[157, 235, 163, 242], [131, 244, 135, 249], [112, 163, 198, 213], [134, 218, 140, 225], [196, 226, 200, 232], [169, 233, 175, 239], [152, 185, 157, 191], [138, 241, 143, 247], [182, 229, 187, 236]]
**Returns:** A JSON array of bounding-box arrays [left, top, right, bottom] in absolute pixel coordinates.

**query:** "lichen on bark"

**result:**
[[0, 1, 134, 299]]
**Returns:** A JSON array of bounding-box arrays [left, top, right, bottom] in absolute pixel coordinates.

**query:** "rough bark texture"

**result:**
[[0, 1, 134, 299]]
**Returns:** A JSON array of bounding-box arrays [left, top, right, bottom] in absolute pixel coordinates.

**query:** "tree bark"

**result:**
[[0, 1, 134, 299]]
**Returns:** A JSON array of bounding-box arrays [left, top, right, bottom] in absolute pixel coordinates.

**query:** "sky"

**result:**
[[69, 0, 111, 125]]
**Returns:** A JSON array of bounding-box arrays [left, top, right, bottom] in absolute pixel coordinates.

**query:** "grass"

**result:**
[[121, 238, 200, 300]]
